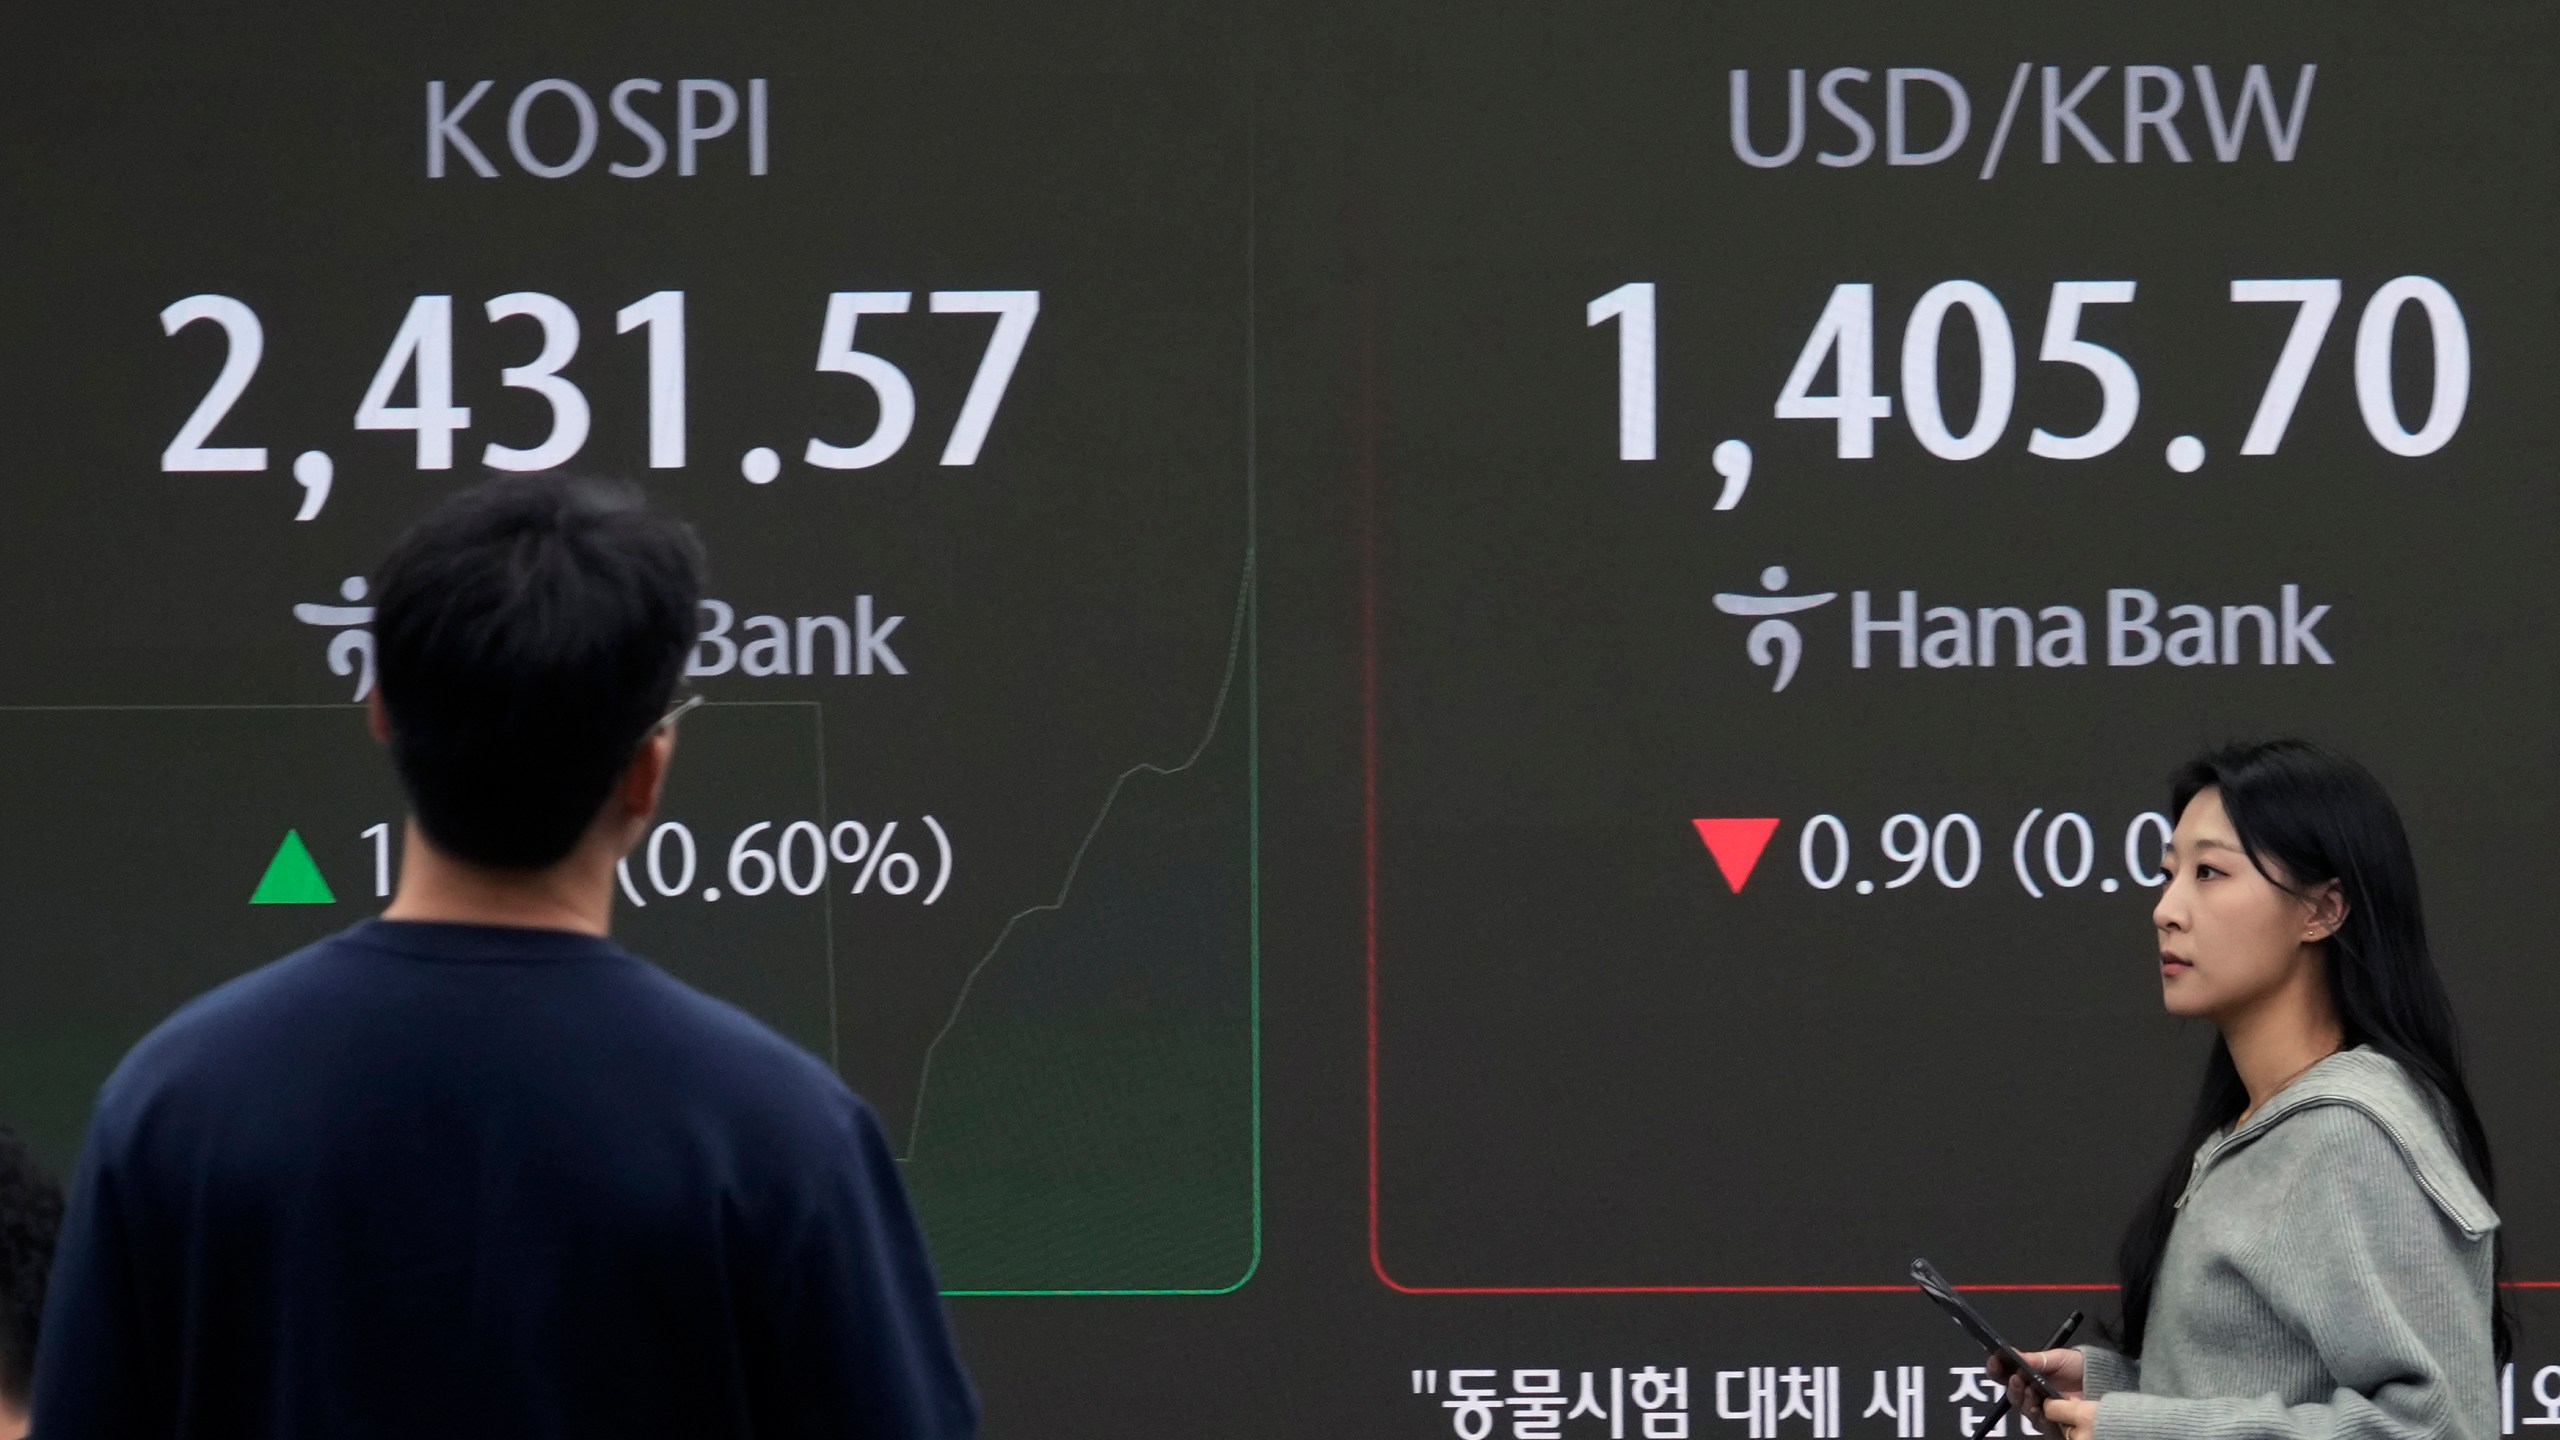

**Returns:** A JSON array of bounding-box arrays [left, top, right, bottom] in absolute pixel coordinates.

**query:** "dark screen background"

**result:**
[[5, 0, 2556, 1433]]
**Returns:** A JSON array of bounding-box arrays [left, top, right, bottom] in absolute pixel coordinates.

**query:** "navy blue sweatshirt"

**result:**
[[32, 919, 979, 1438]]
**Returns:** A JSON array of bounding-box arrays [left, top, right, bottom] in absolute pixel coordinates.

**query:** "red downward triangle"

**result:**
[[1692, 818, 1783, 893]]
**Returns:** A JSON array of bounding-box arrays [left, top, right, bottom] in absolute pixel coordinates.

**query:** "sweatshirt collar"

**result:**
[[2178, 1045, 2499, 1239], [340, 917, 628, 965]]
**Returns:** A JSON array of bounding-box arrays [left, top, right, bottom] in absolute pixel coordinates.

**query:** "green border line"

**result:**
[[0, 693, 1262, 1298]]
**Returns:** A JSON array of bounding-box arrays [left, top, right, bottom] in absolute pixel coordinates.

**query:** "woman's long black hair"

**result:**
[[2114, 739, 2509, 1362]]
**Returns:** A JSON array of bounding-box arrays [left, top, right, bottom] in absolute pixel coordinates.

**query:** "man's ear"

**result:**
[[366, 688, 390, 743], [621, 727, 676, 821]]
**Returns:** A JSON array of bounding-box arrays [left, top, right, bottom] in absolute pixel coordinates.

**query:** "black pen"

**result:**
[[1973, 1311, 2084, 1440]]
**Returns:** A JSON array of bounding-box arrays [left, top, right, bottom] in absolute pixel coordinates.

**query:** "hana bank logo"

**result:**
[[1713, 563, 2335, 693], [293, 576, 376, 700], [1712, 565, 1835, 692]]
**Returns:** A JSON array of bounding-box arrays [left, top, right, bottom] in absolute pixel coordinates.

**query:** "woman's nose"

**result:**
[[2152, 880, 2184, 932]]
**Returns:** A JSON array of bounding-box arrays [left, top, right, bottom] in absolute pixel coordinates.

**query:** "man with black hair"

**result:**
[[35, 475, 978, 1437], [0, 1125, 62, 1440]]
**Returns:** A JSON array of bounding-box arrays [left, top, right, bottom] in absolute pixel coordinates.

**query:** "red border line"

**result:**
[[1352, 276, 2000, 1296], [1363, 268, 1387, 1292], [1351, 266, 2088, 1291], [1353, 272, 2560, 1299]]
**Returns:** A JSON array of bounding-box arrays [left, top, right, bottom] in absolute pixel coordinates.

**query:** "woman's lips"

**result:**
[[2160, 953, 2194, 976]]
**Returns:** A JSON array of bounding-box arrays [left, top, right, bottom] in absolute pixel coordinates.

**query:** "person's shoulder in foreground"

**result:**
[[89, 913, 865, 1192], [34, 475, 977, 1439], [0, 1124, 63, 1440], [100, 912, 847, 1150], [65, 916, 978, 1438]]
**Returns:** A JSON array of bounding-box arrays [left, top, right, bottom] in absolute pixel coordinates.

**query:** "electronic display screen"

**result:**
[[6, 1, 2554, 1432]]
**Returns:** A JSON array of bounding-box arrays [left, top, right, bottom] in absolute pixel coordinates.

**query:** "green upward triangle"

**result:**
[[250, 829, 336, 905]]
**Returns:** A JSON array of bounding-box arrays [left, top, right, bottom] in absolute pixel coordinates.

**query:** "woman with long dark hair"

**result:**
[[1998, 739, 2506, 1440]]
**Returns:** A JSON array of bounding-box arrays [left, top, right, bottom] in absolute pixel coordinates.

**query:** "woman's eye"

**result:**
[[2196, 864, 2222, 880]]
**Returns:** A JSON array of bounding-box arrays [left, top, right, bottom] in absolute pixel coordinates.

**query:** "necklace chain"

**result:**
[[2238, 1047, 2340, 1130]]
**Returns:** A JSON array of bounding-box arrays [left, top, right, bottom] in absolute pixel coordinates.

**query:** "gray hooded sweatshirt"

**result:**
[[2079, 1046, 2499, 1440]]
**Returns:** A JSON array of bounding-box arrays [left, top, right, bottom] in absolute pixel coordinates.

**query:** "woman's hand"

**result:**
[[1985, 1347, 2087, 1428], [2037, 1398, 2096, 1440]]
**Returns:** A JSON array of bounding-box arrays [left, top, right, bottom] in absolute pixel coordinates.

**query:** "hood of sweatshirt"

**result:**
[[2175, 1044, 2499, 1240]]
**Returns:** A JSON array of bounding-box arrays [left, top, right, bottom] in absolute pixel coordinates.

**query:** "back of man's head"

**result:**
[[374, 475, 702, 869], [0, 1125, 61, 1418]]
